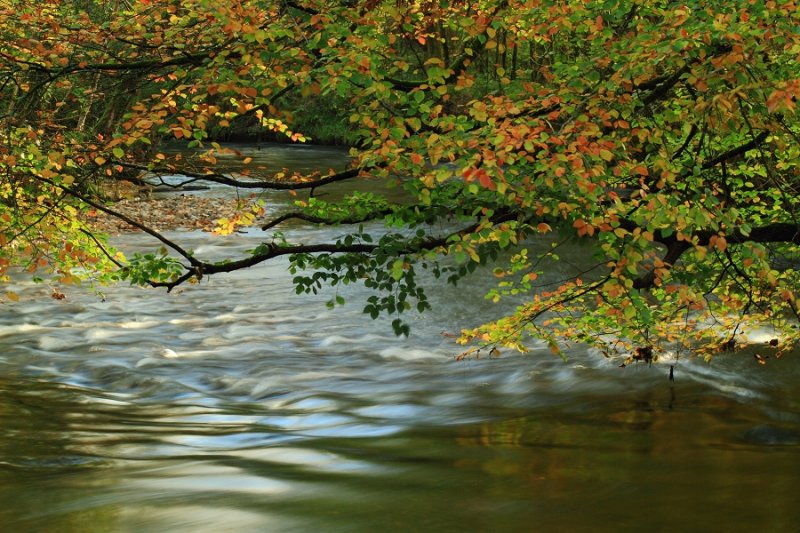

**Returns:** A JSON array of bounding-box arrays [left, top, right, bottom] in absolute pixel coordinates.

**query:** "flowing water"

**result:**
[[1, 145, 799, 532]]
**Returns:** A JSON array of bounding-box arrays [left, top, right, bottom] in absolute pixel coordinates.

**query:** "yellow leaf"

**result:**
[[6, 291, 19, 302], [599, 149, 614, 162]]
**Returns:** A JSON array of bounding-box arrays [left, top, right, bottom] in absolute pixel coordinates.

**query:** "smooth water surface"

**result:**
[[1, 145, 799, 532]]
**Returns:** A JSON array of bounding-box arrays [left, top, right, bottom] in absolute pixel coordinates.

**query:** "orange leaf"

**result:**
[[477, 170, 494, 189]]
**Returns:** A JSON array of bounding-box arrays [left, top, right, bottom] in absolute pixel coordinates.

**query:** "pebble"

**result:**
[[84, 195, 261, 234]]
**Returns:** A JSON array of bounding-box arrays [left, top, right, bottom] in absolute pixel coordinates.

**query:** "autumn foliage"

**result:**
[[1, 0, 800, 362]]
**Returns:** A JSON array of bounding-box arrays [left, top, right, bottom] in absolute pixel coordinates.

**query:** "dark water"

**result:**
[[1, 145, 799, 532]]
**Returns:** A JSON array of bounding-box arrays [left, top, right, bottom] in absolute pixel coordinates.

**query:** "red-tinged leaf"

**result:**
[[478, 171, 494, 189], [766, 89, 796, 114]]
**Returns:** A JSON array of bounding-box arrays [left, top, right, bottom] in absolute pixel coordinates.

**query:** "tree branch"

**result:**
[[632, 222, 800, 290], [153, 207, 522, 291], [121, 162, 364, 191], [383, 0, 510, 92], [700, 130, 769, 170], [632, 240, 691, 289], [261, 208, 393, 230], [36, 176, 201, 268]]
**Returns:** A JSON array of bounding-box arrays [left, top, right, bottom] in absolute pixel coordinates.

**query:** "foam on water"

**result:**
[[0, 323, 49, 337]]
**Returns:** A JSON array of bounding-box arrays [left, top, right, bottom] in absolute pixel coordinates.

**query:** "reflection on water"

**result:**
[[2, 369, 799, 532], [1, 145, 799, 531], [2, 252, 799, 532]]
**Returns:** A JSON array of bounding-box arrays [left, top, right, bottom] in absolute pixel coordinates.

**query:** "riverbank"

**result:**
[[85, 194, 259, 234]]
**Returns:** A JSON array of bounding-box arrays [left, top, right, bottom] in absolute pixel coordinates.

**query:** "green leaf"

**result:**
[[390, 259, 405, 281]]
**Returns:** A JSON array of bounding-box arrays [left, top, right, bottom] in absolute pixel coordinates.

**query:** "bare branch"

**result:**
[[261, 208, 393, 230], [700, 131, 769, 170], [36, 176, 200, 268], [121, 162, 364, 191]]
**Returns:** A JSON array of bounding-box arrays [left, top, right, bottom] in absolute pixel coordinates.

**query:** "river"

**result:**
[[1, 144, 799, 532]]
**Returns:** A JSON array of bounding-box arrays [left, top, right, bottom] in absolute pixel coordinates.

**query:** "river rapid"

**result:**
[[1, 144, 799, 532]]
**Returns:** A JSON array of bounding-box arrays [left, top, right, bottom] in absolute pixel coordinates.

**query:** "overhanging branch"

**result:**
[[261, 208, 394, 230], [153, 208, 521, 291], [632, 222, 800, 290], [36, 175, 201, 268], [120, 162, 364, 190]]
